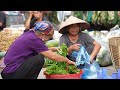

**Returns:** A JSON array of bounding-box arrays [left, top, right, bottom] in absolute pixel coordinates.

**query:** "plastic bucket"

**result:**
[[44, 70, 83, 79]]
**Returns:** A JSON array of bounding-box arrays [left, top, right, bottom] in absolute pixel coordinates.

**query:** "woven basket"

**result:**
[[109, 37, 120, 71]]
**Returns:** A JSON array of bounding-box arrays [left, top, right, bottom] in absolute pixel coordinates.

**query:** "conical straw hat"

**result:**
[[59, 16, 90, 34]]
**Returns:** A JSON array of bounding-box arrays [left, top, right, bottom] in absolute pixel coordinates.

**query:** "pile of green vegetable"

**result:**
[[45, 43, 80, 74], [73, 11, 120, 30]]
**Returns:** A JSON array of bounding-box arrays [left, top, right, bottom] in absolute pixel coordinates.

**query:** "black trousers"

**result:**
[[1, 54, 45, 79]]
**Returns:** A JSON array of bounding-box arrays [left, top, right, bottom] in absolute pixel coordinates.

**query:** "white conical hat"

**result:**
[[59, 16, 90, 34]]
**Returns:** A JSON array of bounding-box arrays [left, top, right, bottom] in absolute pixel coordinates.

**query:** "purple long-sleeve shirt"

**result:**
[[3, 30, 48, 73]]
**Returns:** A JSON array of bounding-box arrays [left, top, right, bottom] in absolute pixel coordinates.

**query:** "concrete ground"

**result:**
[[0, 65, 116, 79], [37, 68, 46, 79], [103, 65, 115, 76]]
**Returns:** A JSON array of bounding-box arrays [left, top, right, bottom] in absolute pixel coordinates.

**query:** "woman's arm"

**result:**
[[90, 40, 101, 62], [40, 50, 76, 65], [24, 11, 34, 29], [83, 33, 101, 63]]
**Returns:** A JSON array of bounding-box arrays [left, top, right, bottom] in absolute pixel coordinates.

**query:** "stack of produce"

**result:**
[[0, 31, 20, 51], [74, 11, 120, 30], [91, 11, 120, 30]]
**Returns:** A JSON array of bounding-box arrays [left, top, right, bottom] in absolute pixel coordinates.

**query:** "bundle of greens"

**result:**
[[45, 43, 80, 74], [91, 11, 120, 29]]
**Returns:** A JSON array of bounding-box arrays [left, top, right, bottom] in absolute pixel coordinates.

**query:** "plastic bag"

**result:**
[[96, 43, 112, 66], [110, 25, 119, 31], [71, 46, 101, 79], [92, 32, 112, 66], [106, 25, 120, 39], [71, 46, 90, 66], [82, 61, 100, 79]]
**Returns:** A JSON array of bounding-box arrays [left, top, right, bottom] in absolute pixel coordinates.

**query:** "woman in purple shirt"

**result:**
[[1, 21, 75, 79]]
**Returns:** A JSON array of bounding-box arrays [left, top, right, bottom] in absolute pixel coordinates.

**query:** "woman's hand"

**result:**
[[66, 60, 76, 66], [28, 11, 34, 17], [24, 11, 34, 29], [67, 44, 81, 55], [90, 56, 94, 64], [69, 44, 81, 51]]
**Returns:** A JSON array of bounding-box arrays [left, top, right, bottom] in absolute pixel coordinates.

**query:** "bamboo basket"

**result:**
[[109, 37, 120, 71]]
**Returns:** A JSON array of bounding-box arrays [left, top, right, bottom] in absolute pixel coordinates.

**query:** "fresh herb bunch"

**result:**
[[45, 43, 80, 74], [56, 43, 67, 57], [45, 43, 67, 66], [67, 65, 80, 74], [45, 63, 68, 74]]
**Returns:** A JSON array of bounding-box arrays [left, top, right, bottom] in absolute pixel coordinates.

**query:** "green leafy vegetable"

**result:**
[[45, 43, 80, 74]]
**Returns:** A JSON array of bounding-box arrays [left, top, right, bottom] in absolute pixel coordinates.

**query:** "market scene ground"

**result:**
[[0, 65, 115, 79]]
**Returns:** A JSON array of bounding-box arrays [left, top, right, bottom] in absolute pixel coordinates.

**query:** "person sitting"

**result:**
[[59, 16, 101, 64]]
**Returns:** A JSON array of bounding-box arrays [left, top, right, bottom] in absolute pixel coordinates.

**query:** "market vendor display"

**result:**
[[1, 21, 75, 79]]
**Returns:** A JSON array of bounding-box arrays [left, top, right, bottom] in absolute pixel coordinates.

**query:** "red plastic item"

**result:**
[[44, 70, 83, 79]]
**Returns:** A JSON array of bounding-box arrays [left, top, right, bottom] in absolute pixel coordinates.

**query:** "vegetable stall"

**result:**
[[44, 43, 83, 79], [73, 11, 120, 30], [0, 28, 23, 59]]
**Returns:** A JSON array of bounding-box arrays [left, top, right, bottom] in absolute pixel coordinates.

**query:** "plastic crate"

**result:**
[[109, 37, 120, 71]]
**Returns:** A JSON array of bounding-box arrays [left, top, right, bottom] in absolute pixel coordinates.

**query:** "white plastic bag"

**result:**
[[106, 25, 120, 39], [96, 41, 112, 66], [92, 32, 112, 66]]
